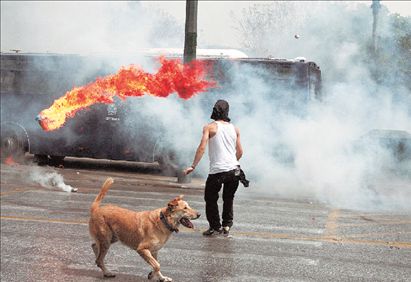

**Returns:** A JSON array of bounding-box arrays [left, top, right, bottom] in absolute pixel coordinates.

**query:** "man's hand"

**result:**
[[183, 166, 195, 175]]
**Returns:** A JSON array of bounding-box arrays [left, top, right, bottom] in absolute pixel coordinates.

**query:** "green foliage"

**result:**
[[233, 2, 410, 92], [367, 13, 411, 89]]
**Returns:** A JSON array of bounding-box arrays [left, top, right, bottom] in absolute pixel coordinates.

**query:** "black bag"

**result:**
[[234, 166, 249, 188]]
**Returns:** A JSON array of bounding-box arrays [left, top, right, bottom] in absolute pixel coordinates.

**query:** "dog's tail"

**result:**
[[91, 177, 114, 213]]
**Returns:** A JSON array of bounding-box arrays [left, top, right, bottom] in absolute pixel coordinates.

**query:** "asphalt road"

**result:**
[[1, 158, 410, 282]]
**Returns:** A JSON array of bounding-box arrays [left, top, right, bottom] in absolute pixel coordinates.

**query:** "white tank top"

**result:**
[[208, 121, 239, 174]]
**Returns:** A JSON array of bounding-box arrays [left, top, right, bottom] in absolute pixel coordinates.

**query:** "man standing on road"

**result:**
[[184, 99, 243, 237]]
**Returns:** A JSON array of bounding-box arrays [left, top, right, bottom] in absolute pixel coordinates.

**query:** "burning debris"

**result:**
[[37, 57, 215, 131], [4, 156, 17, 166]]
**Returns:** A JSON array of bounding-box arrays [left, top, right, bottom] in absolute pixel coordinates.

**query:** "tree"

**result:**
[[231, 2, 304, 57], [365, 12, 411, 89], [147, 8, 184, 48], [232, 2, 410, 92]]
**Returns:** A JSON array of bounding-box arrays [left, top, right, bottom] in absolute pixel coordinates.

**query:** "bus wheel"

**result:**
[[49, 155, 65, 167], [0, 123, 28, 163], [34, 154, 49, 166]]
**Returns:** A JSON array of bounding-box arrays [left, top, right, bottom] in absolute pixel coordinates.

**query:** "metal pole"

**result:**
[[184, 0, 198, 64], [371, 0, 381, 55]]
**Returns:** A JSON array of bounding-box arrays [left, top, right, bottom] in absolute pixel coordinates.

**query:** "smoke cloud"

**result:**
[[28, 166, 76, 193], [1, 2, 410, 212], [122, 2, 411, 213], [0, 1, 183, 53], [225, 2, 411, 212]]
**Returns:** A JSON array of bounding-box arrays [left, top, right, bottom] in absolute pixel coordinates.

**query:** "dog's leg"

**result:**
[[148, 251, 159, 278], [111, 233, 118, 244], [94, 232, 116, 257], [91, 243, 98, 258], [152, 251, 158, 260], [95, 241, 116, 278], [147, 251, 158, 281], [138, 249, 172, 282]]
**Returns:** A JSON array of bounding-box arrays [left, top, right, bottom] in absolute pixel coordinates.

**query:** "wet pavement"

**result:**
[[1, 157, 411, 281]]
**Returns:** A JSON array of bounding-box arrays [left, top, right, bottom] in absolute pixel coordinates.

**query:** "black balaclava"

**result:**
[[210, 99, 230, 122]]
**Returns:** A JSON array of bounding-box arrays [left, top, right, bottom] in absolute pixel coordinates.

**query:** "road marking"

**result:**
[[0, 188, 34, 197], [1, 215, 410, 249], [342, 231, 411, 239], [1, 215, 88, 225], [233, 222, 324, 235], [1, 187, 204, 205], [339, 220, 411, 227], [235, 229, 411, 249], [234, 235, 323, 247], [324, 209, 340, 238]]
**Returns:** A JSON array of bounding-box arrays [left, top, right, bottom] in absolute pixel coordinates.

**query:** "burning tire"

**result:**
[[0, 122, 29, 162]]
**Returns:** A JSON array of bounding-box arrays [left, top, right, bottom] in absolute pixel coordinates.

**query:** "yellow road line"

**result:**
[[324, 209, 340, 238], [1, 215, 88, 225], [1, 215, 410, 249], [234, 230, 411, 249], [343, 231, 411, 239], [0, 188, 35, 197], [339, 220, 411, 227], [333, 238, 411, 249], [340, 214, 410, 221]]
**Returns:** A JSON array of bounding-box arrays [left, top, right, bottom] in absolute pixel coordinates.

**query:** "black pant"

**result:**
[[204, 170, 239, 230]]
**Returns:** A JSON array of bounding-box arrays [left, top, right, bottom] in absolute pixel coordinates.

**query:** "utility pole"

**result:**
[[371, 0, 381, 55], [177, 0, 198, 184], [183, 0, 198, 64]]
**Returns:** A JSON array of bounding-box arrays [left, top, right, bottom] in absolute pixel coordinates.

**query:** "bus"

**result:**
[[0, 50, 321, 173]]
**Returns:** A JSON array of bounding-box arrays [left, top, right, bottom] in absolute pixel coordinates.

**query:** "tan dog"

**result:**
[[89, 178, 200, 281]]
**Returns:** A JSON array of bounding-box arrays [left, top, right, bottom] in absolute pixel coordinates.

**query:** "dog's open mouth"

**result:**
[[180, 217, 194, 229]]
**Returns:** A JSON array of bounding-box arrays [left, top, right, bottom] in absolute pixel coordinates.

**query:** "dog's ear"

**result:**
[[168, 195, 185, 210], [167, 198, 179, 210]]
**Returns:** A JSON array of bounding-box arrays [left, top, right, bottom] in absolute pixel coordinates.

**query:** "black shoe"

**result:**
[[222, 226, 230, 237], [202, 228, 222, 236]]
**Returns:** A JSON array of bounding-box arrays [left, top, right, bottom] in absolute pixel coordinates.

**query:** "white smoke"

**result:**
[[0, 1, 182, 53], [1, 2, 410, 212], [29, 167, 76, 193]]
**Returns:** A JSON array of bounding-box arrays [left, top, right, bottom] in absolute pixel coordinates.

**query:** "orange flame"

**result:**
[[37, 57, 215, 131]]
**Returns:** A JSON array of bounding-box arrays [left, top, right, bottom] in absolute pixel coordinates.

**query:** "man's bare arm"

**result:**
[[192, 125, 210, 167], [235, 127, 243, 161], [184, 125, 210, 175]]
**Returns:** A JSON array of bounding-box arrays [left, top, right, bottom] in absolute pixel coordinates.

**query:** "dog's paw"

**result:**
[[103, 272, 116, 278], [148, 271, 172, 281]]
